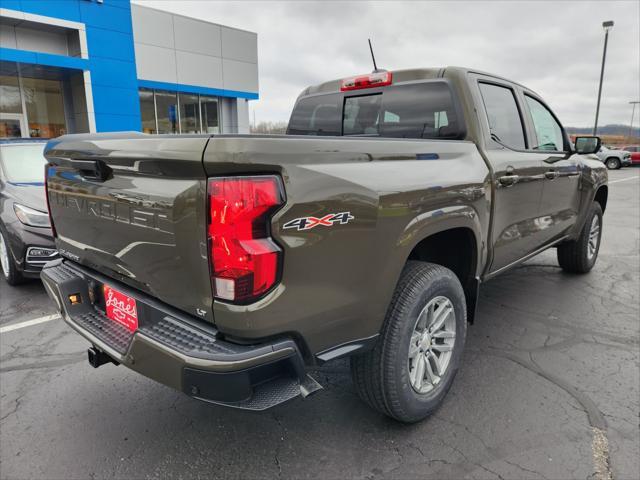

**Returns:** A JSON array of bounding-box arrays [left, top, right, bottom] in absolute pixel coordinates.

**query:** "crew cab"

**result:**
[[41, 67, 607, 422]]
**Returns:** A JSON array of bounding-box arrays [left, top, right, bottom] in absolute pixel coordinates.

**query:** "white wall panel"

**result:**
[[221, 27, 257, 64], [15, 26, 68, 55], [131, 4, 174, 48], [173, 15, 221, 57], [222, 59, 259, 93], [175, 50, 223, 89], [134, 43, 177, 83]]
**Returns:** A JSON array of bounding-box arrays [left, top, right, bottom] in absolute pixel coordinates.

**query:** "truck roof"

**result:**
[[297, 66, 534, 98]]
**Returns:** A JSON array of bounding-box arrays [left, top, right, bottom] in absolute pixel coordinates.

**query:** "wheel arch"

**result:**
[[594, 185, 608, 213], [391, 204, 485, 324]]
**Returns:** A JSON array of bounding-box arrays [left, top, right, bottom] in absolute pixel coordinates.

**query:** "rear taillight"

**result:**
[[340, 71, 392, 91], [44, 164, 56, 238], [207, 175, 285, 303]]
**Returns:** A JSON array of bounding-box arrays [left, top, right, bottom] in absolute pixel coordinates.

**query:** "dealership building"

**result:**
[[0, 0, 257, 138]]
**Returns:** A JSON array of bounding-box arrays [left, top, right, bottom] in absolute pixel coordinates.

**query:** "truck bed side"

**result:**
[[203, 135, 491, 355]]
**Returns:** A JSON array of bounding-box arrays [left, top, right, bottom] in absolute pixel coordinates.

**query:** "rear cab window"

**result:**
[[287, 81, 465, 140]]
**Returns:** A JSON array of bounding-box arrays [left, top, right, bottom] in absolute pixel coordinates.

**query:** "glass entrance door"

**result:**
[[0, 113, 27, 138]]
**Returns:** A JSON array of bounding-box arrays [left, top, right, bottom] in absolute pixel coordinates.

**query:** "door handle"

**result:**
[[545, 169, 559, 180], [498, 174, 519, 187]]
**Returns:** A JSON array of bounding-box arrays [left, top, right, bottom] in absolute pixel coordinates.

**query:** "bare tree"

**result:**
[[250, 121, 288, 134]]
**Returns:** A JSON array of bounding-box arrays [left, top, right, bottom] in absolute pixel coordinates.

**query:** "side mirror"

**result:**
[[574, 136, 601, 154]]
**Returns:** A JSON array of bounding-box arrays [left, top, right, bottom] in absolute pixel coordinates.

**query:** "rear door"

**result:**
[[472, 76, 547, 274], [45, 135, 214, 322]]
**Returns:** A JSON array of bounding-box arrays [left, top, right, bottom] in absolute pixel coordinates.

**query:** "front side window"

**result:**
[[478, 82, 526, 150], [525, 95, 565, 152]]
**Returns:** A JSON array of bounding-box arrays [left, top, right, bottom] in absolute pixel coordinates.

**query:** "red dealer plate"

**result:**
[[103, 285, 138, 332]]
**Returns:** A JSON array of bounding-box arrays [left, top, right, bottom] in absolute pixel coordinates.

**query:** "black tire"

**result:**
[[557, 202, 603, 273], [0, 229, 24, 286], [605, 157, 621, 170], [350, 261, 467, 423]]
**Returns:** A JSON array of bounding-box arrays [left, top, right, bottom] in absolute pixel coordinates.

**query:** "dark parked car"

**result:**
[[0, 139, 58, 285]]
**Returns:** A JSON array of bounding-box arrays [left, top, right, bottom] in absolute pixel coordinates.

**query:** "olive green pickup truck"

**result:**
[[41, 67, 607, 422]]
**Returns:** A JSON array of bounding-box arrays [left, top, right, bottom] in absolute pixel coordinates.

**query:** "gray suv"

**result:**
[[596, 145, 631, 169]]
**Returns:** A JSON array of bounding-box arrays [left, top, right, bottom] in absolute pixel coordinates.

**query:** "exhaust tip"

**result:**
[[299, 374, 323, 398]]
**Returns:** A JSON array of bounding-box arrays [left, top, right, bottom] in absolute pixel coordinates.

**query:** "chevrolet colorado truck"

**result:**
[[41, 67, 607, 423]]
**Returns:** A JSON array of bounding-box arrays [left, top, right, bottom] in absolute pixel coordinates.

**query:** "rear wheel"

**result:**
[[351, 261, 467, 423], [0, 230, 24, 286], [557, 202, 603, 273], [605, 157, 621, 170]]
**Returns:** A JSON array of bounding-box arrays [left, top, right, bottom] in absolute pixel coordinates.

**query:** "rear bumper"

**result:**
[[41, 259, 320, 410]]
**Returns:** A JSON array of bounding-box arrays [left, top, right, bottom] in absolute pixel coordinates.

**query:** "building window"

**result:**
[[22, 77, 66, 138], [138, 89, 220, 134], [200, 95, 219, 134], [139, 88, 156, 134], [1, 71, 68, 138], [0, 74, 22, 115], [155, 90, 179, 134], [179, 93, 200, 134]]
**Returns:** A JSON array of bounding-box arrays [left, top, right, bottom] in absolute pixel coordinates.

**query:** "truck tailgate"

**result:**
[[44, 134, 214, 323]]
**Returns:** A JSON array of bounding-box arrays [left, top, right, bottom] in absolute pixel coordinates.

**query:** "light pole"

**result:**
[[628, 101, 640, 143], [593, 20, 614, 136]]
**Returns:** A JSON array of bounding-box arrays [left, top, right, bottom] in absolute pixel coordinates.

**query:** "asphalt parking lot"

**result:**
[[1, 168, 638, 480]]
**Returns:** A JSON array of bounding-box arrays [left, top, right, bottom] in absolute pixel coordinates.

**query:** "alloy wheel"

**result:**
[[587, 215, 600, 261], [407, 296, 456, 394], [0, 233, 10, 279]]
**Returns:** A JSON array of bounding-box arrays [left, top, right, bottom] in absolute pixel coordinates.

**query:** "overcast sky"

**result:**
[[135, 0, 639, 128]]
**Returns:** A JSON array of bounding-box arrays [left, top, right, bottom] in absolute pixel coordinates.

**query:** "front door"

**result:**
[[523, 94, 581, 244], [475, 80, 547, 274], [0, 113, 27, 138]]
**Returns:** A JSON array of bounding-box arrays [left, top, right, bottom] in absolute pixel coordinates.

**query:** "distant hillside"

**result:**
[[566, 124, 640, 136]]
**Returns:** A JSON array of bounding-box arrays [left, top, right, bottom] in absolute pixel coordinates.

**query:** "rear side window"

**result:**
[[287, 81, 464, 139], [478, 82, 526, 150]]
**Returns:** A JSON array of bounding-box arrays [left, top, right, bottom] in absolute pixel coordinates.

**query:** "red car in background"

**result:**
[[621, 145, 640, 165]]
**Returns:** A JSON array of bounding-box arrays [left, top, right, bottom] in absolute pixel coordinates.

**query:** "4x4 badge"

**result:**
[[283, 212, 354, 231]]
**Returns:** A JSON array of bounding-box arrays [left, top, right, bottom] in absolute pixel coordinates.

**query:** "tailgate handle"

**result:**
[[70, 159, 111, 182]]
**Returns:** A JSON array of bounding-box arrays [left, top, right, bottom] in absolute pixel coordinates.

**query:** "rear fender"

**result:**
[[374, 205, 485, 327]]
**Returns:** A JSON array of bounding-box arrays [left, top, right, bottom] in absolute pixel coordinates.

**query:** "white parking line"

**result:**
[[0, 314, 61, 334], [609, 176, 639, 184]]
